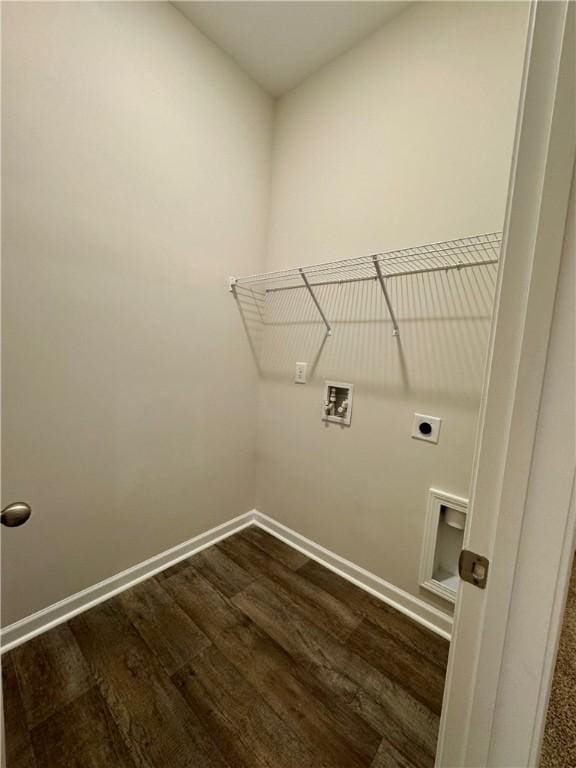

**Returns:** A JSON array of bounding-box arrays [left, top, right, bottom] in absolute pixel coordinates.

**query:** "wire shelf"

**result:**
[[230, 231, 502, 337]]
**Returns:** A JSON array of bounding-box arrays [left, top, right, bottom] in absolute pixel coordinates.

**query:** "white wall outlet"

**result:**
[[412, 413, 442, 444], [294, 362, 307, 384]]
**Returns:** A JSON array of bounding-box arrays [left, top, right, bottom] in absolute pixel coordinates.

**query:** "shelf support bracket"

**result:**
[[299, 268, 332, 336], [372, 256, 399, 336]]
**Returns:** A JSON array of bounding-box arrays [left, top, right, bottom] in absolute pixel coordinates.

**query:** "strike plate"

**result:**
[[458, 549, 489, 589]]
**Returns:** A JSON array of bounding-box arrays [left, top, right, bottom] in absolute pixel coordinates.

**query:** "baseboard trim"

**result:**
[[0, 511, 257, 653], [1, 507, 452, 651], [253, 511, 453, 640]]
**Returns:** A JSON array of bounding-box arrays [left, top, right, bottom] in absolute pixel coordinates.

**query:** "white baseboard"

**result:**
[[0, 511, 257, 653], [1, 507, 452, 652], [252, 511, 453, 640]]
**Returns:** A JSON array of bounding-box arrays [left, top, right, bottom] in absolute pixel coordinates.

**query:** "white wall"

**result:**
[[255, 2, 528, 612], [1, 1, 530, 630], [1, 2, 273, 626]]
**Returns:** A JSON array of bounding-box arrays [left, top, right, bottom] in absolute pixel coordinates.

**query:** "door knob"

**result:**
[[1, 502, 32, 527]]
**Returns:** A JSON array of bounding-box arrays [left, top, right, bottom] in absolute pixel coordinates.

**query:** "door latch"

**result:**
[[458, 549, 489, 589]]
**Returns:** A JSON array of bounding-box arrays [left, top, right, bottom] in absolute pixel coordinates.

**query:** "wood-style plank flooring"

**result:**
[[2, 527, 449, 768]]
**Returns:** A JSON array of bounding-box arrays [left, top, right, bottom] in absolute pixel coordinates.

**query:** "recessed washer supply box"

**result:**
[[322, 381, 353, 426]]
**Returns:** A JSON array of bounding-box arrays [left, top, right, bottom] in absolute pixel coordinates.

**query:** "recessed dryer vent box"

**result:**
[[419, 488, 468, 604], [322, 381, 353, 426]]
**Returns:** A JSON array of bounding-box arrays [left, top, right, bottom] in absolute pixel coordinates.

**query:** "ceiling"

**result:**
[[173, 2, 410, 97]]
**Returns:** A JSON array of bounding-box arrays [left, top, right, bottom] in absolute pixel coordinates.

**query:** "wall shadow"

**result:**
[[235, 264, 498, 404]]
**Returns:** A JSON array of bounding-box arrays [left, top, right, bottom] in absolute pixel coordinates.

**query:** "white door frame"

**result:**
[[437, 1, 575, 766]]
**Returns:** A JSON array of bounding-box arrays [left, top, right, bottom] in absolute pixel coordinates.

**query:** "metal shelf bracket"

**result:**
[[299, 268, 332, 336], [372, 256, 400, 337]]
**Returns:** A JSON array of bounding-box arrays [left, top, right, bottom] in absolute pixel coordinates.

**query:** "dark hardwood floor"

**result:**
[[2, 527, 449, 768]]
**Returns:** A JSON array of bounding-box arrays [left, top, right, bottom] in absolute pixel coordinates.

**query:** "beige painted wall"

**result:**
[[1, 2, 272, 626], [255, 2, 528, 612], [1, 1, 529, 629]]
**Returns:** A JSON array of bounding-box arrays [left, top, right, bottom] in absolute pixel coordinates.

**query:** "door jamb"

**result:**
[[436, 1, 575, 765]]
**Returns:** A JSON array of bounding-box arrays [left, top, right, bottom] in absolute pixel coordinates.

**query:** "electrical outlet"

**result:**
[[412, 413, 442, 444], [295, 362, 307, 384]]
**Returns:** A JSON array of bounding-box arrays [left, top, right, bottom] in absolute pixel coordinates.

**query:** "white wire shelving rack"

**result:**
[[230, 231, 502, 337]]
